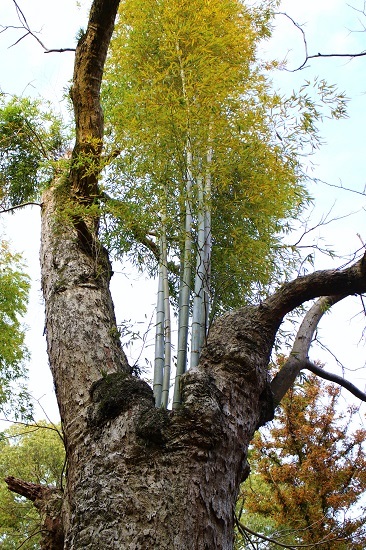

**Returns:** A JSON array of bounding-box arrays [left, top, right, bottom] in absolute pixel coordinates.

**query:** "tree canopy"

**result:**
[[237, 371, 366, 548]]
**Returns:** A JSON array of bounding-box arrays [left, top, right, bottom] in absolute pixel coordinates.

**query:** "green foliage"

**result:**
[[102, 0, 313, 314], [0, 422, 65, 549], [236, 372, 366, 549], [0, 240, 32, 419], [0, 95, 67, 207]]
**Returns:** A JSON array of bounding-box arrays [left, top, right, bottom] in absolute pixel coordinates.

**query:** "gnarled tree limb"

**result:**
[[263, 252, 366, 326], [5, 476, 64, 550], [270, 293, 366, 405]]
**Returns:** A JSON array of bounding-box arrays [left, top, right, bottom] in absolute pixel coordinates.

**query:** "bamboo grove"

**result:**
[[102, 0, 312, 407]]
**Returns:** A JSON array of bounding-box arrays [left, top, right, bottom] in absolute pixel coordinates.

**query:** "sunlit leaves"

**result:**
[[102, 0, 309, 313], [0, 95, 67, 208], [237, 372, 366, 548]]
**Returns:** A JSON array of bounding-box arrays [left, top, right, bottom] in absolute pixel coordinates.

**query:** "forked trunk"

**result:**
[[40, 184, 275, 547]]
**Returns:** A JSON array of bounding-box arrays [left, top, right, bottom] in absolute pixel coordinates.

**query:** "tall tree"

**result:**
[[2, 1, 366, 548], [237, 372, 366, 549]]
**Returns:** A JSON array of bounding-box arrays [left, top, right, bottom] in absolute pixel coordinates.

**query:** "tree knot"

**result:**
[[87, 372, 154, 427]]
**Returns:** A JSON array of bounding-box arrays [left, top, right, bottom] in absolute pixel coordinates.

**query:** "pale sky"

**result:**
[[1, 0, 365, 421]]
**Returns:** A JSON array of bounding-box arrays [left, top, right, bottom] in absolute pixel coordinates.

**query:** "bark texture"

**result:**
[[8, 0, 366, 547], [40, 185, 130, 542], [5, 476, 64, 549], [41, 204, 276, 546]]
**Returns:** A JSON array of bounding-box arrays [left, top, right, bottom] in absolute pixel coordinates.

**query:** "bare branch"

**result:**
[[305, 361, 366, 401], [0, 202, 41, 214], [315, 177, 366, 197], [296, 51, 366, 72], [2, 0, 75, 53], [314, 337, 347, 371], [275, 11, 366, 72], [289, 203, 359, 256], [234, 511, 348, 548]]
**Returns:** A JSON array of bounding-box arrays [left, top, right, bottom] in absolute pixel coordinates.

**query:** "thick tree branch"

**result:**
[[270, 296, 344, 404], [271, 293, 366, 405], [69, 0, 120, 200], [5, 475, 45, 502], [5, 476, 64, 550], [263, 252, 366, 325]]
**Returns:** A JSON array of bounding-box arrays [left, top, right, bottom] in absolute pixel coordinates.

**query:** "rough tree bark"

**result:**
[[5, 1, 366, 548]]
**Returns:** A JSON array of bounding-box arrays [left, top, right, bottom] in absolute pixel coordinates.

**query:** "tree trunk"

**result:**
[[8, 1, 366, 548], [41, 185, 275, 546], [42, 182, 366, 547]]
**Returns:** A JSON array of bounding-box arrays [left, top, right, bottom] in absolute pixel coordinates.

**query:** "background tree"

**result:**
[[0, 422, 65, 549], [1, 1, 366, 548], [236, 370, 366, 548], [0, 95, 66, 209], [0, 239, 30, 419]]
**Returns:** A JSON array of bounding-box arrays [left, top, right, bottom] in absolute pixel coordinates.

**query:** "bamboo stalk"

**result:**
[[153, 250, 165, 407], [191, 174, 206, 369], [173, 146, 193, 408], [161, 227, 172, 408]]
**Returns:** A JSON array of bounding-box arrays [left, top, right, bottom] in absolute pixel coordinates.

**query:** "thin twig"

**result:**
[[315, 177, 366, 197], [0, 202, 41, 214], [4, 0, 75, 53], [234, 510, 348, 548], [0, 417, 64, 442], [15, 529, 44, 550], [274, 11, 366, 71]]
